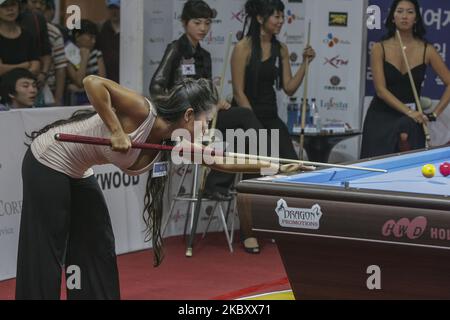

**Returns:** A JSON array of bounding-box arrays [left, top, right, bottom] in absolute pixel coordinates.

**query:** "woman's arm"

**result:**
[[427, 45, 450, 117], [231, 40, 252, 109], [37, 55, 52, 85], [149, 43, 177, 98], [371, 42, 426, 124], [28, 60, 41, 76], [208, 157, 314, 174], [208, 157, 278, 174], [82, 75, 149, 152], [0, 60, 32, 76], [97, 56, 107, 78], [281, 43, 315, 96], [54, 67, 66, 105]]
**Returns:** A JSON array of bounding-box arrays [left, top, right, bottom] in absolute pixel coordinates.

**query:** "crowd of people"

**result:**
[[0, 0, 120, 110]]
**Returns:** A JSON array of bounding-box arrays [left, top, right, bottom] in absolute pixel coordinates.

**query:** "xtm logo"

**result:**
[[286, 9, 297, 24], [323, 55, 349, 68]]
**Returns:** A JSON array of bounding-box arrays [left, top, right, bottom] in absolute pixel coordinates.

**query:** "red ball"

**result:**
[[439, 162, 450, 177]]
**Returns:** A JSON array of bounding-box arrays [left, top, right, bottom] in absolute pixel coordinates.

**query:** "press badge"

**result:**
[[152, 162, 169, 178], [182, 64, 196, 75], [181, 58, 196, 75]]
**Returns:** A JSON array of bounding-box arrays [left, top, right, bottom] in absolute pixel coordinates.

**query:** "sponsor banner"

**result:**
[[305, 0, 367, 161], [0, 111, 25, 281], [261, 196, 450, 249]]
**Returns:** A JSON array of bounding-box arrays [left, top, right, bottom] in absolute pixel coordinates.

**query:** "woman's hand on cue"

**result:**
[[302, 46, 316, 64], [407, 110, 429, 124], [110, 129, 132, 153]]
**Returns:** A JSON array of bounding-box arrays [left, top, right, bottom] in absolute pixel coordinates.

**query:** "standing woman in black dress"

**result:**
[[361, 0, 450, 158], [228, 0, 316, 252], [231, 0, 316, 160]]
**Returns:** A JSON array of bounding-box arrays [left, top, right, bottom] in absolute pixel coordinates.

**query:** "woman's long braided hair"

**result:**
[[143, 78, 218, 267]]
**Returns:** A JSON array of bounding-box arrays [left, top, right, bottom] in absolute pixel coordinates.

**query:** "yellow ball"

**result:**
[[422, 164, 436, 178]]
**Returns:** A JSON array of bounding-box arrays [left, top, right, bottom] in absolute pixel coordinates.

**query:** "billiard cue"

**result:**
[[396, 30, 431, 148], [55, 133, 388, 173], [186, 32, 233, 257], [299, 20, 311, 160]]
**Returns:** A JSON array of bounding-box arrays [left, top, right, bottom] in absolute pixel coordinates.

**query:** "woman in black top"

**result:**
[[361, 0, 450, 158], [231, 0, 315, 157], [0, 0, 40, 80]]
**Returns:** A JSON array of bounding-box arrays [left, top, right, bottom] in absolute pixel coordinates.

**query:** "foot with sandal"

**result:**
[[243, 237, 260, 254]]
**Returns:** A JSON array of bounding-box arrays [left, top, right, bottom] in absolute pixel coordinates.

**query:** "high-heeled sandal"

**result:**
[[243, 237, 260, 254]]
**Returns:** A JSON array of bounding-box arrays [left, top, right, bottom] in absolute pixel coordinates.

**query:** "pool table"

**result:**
[[236, 146, 450, 299]]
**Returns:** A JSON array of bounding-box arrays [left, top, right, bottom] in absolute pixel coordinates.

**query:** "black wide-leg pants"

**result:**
[[15, 149, 120, 300]]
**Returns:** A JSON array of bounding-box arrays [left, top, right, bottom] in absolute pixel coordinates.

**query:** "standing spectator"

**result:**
[[0, 68, 37, 109], [0, 0, 40, 80], [42, 0, 69, 42], [19, 0, 52, 100], [97, 0, 120, 83], [26, 0, 67, 105], [66, 19, 106, 105]]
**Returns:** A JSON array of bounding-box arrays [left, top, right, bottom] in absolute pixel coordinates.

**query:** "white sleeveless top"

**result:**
[[31, 99, 161, 179]]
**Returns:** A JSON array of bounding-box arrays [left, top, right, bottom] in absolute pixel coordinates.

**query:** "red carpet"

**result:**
[[0, 232, 290, 300]]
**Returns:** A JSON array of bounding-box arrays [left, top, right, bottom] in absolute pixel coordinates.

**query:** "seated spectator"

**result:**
[[0, 68, 37, 109], [25, 0, 67, 106], [0, 0, 40, 81], [97, 0, 120, 83], [65, 19, 106, 105]]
